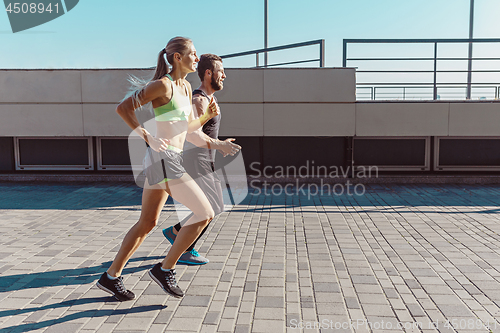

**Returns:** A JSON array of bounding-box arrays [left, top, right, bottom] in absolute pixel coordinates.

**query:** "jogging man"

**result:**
[[162, 54, 240, 265]]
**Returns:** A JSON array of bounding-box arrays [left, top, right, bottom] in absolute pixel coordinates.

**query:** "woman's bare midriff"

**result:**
[[156, 120, 188, 150]]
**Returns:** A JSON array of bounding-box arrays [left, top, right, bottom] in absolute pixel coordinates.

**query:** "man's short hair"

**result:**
[[197, 54, 223, 81]]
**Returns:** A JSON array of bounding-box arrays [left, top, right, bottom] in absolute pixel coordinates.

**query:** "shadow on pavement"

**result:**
[[0, 301, 166, 333], [0, 256, 164, 294], [237, 184, 500, 213], [1, 183, 500, 212], [0, 183, 145, 210]]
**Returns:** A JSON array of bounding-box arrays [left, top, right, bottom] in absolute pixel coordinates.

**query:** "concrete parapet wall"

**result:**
[[0, 68, 499, 137], [449, 102, 500, 136], [355, 102, 449, 136]]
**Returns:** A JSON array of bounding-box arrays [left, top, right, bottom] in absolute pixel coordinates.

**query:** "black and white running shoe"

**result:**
[[149, 263, 184, 298], [96, 272, 135, 301]]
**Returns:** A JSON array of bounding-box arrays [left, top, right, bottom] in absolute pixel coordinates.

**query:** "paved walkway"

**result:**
[[1, 182, 500, 333]]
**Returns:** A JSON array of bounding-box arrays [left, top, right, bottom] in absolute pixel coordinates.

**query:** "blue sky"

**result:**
[[1, 0, 499, 69]]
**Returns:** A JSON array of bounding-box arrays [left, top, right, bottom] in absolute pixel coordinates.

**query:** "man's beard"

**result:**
[[210, 75, 223, 91]]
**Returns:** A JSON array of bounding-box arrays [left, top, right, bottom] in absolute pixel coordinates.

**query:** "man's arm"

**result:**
[[187, 129, 241, 157], [187, 95, 241, 156], [186, 85, 219, 134]]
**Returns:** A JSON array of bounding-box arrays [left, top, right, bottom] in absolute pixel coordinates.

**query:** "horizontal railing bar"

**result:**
[[345, 38, 500, 100], [356, 82, 500, 86], [361, 92, 496, 94], [371, 91, 491, 94], [370, 91, 482, 95], [220, 39, 323, 59], [373, 94, 435, 96], [347, 57, 500, 61], [344, 38, 500, 43], [357, 70, 500, 73], [366, 92, 494, 95], [377, 92, 494, 96], [256, 59, 320, 67], [357, 88, 498, 91]]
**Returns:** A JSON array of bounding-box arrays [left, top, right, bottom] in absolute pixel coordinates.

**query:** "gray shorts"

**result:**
[[143, 147, 185, 186]]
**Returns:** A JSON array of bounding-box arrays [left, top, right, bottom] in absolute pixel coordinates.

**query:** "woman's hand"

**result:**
[[148, 136, 170, 152]]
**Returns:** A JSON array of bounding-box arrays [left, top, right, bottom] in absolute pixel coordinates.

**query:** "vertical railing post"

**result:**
[[264, 0, 268, 67], [373, 87, 376, 100], [319, 39, 325, 67], [433, 42, 438, 100], [466, 0, 475, 99], [342, 39, 347, 67], [256, 53, 259, 67]]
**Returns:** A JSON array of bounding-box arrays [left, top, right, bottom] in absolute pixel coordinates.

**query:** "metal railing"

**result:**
[[356, 85, 500, 101], [343, 38, 500, 100], [221, 39, 325, 68]]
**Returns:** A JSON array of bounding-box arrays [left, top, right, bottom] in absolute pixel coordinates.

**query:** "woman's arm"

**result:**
[[116, 79, 170, 151]]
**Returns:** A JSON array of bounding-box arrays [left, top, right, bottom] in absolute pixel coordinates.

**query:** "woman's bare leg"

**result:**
[[161, 174, 214, 269], [107, 187, 168, 277]]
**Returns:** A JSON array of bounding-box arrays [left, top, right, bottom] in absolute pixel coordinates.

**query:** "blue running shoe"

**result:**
[[178, 249, 209, 265], [162, 226, 176, 245]]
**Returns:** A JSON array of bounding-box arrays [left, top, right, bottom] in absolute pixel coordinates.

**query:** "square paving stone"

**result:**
[[256, 296, 284, 308], [180, 296, 211, 307]]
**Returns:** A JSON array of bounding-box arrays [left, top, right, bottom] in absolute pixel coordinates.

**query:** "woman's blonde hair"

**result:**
[[153, 36, 193, 81], [124, 37, 193, 115]]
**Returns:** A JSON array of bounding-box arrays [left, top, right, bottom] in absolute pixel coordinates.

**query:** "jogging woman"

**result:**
[[96, 37, 217, 301]]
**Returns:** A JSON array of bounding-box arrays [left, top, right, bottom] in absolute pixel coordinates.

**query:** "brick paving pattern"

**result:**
[[0, 182, 500, 332]]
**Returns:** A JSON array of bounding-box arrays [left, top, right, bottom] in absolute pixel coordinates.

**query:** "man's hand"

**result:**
[[218, 138, 241, 157]]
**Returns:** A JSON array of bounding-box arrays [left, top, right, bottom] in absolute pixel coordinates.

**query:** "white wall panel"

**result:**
[[356, 102, 449, 136], [264, 103, 355, 136], [449, 102, 500, 136], [81, 69, 153, 103], [215, 69, 264, 103], [83, 104, 131, 136], [264, 68, 355, 103], [0, 70, 81, 103], [0, 104, 83, 136], [218, 103, 264, 136]]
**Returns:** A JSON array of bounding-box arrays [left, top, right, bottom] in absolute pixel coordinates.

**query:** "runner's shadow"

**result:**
[[0, 299, 166, 332], [0, 296, 115, 320], [0, 256, 163, 293]]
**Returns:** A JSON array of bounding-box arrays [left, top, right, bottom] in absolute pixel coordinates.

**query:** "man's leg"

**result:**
[[185, 168, 224, 252], [166, 212, 207, 247], [163, 162, 224, 264], [163, 150, 200, 244], [163, 212, 210, 265], [163, 154, 222, 260]]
